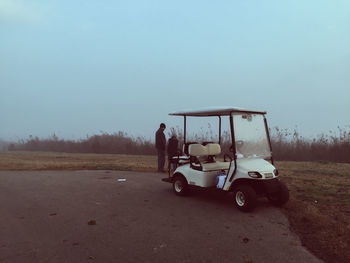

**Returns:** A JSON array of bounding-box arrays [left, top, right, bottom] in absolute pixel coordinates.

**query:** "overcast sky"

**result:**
[[1, 0, 349, 141]]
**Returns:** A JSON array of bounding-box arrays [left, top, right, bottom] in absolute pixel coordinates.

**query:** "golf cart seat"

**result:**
[[167, 142, 198, 166], [183, 142, 199, 155], [168, 146, 193, 169], [170, 155, 190, 165], [188, 143, 230, 172]]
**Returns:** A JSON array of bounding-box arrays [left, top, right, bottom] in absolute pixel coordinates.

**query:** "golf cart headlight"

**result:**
[[274, 169, 279, 176], [248, 171, 262, 178]]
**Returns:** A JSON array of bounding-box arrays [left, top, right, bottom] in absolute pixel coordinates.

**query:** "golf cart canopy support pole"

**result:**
[[264, 116, 274, 165], [228, 113, 238, 183], [184, 116, 186, 144], [219, 116, 221, 145], [222, 113, 238, 188]]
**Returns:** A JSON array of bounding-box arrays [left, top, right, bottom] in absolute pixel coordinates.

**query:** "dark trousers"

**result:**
[[168, 156, 177, 171], [157, 149, 165, 171]]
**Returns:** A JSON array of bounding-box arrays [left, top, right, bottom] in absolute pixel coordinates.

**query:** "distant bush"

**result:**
[[11, 132, 156, 155], [8, 126, 350, 163], [270, 126, 350, 163]]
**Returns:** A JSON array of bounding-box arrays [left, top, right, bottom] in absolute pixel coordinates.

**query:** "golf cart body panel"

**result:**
[[174, 164, 220, 188], [165, 106, 289, 211], [171, 142, 232, 187], [222, 158, 277, 191]]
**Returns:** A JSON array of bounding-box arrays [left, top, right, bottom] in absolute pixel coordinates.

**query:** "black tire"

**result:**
[[173, 175, 188, 196], [267, 181, 289, 206], [233, 184, 257, 212]]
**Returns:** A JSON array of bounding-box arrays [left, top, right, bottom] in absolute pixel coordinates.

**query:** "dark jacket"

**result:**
[[167, 136, 179, 158], [155, 128, 166, 150]]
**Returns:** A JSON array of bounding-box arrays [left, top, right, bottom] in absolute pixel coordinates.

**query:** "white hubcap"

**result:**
[[236, 191, 245, 206], [174, 180, 183, 192]]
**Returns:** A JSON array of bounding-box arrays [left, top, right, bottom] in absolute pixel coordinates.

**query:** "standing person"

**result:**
[[167, 134, 179, 172], [155, 123, 166, 172]]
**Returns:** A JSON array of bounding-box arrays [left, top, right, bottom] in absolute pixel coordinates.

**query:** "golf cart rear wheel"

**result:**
[[233, 185, 257, 212], [173, 176, 188, 196], [267, 181, 289, 206]]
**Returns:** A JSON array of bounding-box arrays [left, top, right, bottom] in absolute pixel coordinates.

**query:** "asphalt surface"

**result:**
[[0, 170, 322, 263]]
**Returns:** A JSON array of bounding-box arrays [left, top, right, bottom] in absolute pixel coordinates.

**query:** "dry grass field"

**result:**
[[278, 161, 350, 263], [0, 151, 156, 172], [1, 151, 349, 263]]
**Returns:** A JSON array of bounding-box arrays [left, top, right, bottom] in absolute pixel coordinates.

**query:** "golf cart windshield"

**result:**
[[233, 113, 271, 159]]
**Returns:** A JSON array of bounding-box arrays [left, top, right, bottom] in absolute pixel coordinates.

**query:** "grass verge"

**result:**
[[278, 161, 350, 263], [1, 151, 350, 262]]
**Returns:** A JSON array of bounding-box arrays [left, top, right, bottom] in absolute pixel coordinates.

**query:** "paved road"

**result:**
[[0, 171, 322, 263]]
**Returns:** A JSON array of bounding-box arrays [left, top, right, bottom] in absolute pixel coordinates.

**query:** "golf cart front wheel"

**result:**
[[233, 185, 257, 212], [267, 181, 289, 206], [173, 176, 188, 196]]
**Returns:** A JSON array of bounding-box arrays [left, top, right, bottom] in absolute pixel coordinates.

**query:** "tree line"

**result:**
[[6, 126, 350, 163], [7, 132, 155, 155], [269, 127, 350, 163]]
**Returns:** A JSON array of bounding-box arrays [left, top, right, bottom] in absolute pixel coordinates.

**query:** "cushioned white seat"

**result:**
[[188, 143, 222, 156], [188, 143, 230, 171], [188, 144, 207, 156], [202, 161, 230, 171], [206, 143, 221, 155]]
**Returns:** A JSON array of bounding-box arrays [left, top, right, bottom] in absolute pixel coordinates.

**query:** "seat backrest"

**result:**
[[188, 143, 222, 157], [188, 144, 207, 156], [206, 143, 221, 155], [183, 142, 198, 156]]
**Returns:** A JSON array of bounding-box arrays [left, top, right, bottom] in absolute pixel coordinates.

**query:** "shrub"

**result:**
[[8, 126, 350, 163]]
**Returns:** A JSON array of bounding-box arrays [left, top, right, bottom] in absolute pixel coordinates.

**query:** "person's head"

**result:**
[[160, 123, 166, 130]]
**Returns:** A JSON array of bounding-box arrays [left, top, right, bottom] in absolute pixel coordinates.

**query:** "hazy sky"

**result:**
[[1, 0, 349, 141]]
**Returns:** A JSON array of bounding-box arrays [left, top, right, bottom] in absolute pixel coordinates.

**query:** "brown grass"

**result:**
[[278, 161, 350, 263], [1, 151, 350, 263], [0, 151, 157, 172]]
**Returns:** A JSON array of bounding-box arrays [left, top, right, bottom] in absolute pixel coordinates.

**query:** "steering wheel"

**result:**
[[224, 154, 232, 162]]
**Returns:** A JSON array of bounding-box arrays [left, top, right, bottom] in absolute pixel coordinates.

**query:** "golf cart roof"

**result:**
[[169, 106, 266, 117]]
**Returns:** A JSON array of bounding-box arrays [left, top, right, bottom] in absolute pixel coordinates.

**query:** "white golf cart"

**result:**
[[162, 107, 289, 212]]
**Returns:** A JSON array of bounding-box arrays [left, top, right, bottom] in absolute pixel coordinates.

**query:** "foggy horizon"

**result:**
[[1, 1, 349, 142]]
